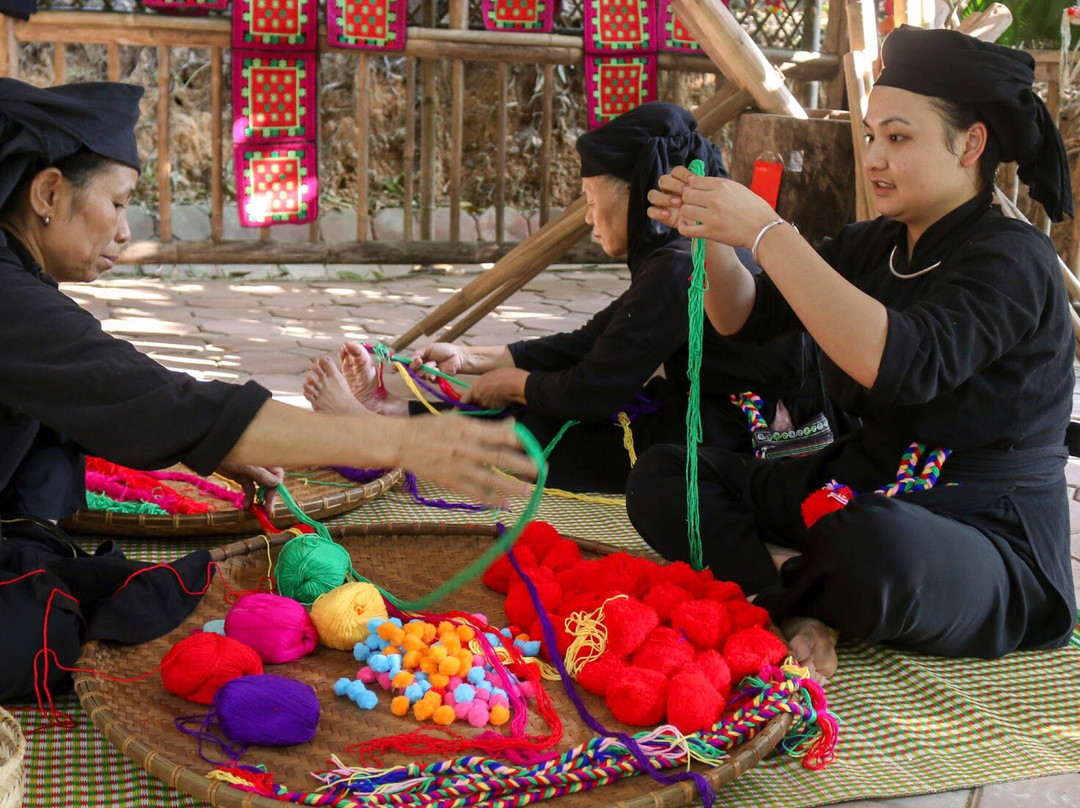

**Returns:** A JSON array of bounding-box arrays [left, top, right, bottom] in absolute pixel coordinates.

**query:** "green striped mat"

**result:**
[[14, 479, 1080, 808]]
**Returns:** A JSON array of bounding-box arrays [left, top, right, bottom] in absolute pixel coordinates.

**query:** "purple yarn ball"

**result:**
[[214, 674, 320, 746]]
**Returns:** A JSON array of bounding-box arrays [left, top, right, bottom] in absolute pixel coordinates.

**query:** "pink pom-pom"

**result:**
[[443, 692, 457, 707], [489, 693, 510, 710], [466, 703, 491, 728], [357, 666, 377, 683], [453, 701, 473, 720], [474, 687, 490, 702], [376, 672, 393, 691]]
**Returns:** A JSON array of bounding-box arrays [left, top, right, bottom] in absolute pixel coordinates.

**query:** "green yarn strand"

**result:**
[[685, 158, 707, 571], [85, 490, 169, 515]]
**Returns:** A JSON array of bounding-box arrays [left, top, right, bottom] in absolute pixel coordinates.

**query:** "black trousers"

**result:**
[[625, 443, 1058, 658]]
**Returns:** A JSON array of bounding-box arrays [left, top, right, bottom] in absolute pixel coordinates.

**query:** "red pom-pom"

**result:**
[[642, 582, 692, 622], [161, 633, 263, 704], [529, 613, 573, 660], [666, 670, 724, 734], [505, 567, 562, 628], [800, 481, 855, 529], [482, 545, 538, 594], [606, 667, 668, 726], [540, 539, 583, 573], [690, 649, 732, 700], [702, 580, 745, 603], [575, 652, 630, 697], [603, 596, 660, 657], [725, 599, 771, 631], [722, 625, 789, 683], [671, 599, 732, 650], [630, 626, 695, 677], [517, 521, 563, 562]]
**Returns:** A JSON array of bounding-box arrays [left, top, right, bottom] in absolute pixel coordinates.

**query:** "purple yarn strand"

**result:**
[[331, 466, 392, 484], [506, 550, 716, 808], [403, 472, 488, 512], [400, 363, 491, 413], [174, 711, 246, 767]]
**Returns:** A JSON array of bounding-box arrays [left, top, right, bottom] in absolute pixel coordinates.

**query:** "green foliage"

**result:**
[[965, 0, 1075, 48]]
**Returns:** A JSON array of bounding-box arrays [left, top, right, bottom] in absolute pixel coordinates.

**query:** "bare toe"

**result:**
[[305, 356, 370, 417], [781, 616, 839, 685]]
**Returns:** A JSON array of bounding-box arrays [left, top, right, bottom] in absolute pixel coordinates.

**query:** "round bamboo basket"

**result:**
[[74, 524, 791, 808], [62, 466, 403, 537], [0, 707, 25, 808]]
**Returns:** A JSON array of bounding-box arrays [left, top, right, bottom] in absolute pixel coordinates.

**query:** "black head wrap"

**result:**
[[876, 25, 1072, 222], [576, 102, 727, 269], [0, 78, 143, 212]]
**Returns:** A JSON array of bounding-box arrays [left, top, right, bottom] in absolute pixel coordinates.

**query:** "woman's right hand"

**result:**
[[648, 166, 777, 249], [412, 342, 468, 378], [391, 414, 538, 506]]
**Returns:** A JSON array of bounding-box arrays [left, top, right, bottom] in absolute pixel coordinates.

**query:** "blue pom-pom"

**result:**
[[389, 617, 403, 628], [354, 643, 371, 662], [418, 679, 431, 692], [484, 632, 501, 646], [466, 667, 486, 685], [356, 690, 379, 710], [365, 633, 384, 650], [368, 654, 391, 673], [476, 680, 494, 692], [454, 684, 476, 703], [413, 670, 429, 682], [491, 687, 508, 700], [333, 678, 352, 697], [367, 616, 387, 633], [500, 628, 513, 638], [346, 680, 369, 702], [387, 655, 403, 675], [519, 641, 541, 657], [404, 683, 424, 703], [202, 619, 227, 637]]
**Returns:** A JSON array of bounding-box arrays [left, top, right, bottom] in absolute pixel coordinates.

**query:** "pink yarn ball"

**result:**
[[467, 703, 490, 728], [357, 666, 377, 683], [224, 593, 318, 664]]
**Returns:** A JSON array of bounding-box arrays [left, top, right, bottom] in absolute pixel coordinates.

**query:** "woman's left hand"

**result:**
[[649, 166, 778, 248], [215, 461, 285, 510], [460, 368, 529, 409]]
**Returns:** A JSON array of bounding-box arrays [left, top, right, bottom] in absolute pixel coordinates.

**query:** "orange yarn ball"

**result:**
[[160, 632, 263, 705]]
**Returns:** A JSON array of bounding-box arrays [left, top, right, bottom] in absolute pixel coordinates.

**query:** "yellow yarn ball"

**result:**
[[309, 582, 388, 651]]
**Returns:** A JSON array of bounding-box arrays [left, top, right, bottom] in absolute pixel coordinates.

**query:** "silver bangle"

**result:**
[[751, 218, 796, 265]]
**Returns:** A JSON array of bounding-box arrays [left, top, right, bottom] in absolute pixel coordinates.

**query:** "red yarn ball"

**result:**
[[725, 599, 771, 631], [630, 626, 695, 677], [504, 566, 562, 628], [690, 649, 732, 700], [722, 625, 789, 683], [702, 580, 745, 603], [540, 539, 583, 573], [161, 632, 263, 704], [671, 599, 732, 650], [642, 582, 692, 622], [482, 545, 538, 595], [605, 667, 668, 726], [575, 652, 630, 697], [602, 596, 660, 657], [517, 520, 563, 562], [225, 592, 319, 664], [801, 483, 855, 529], [666, 669, 724, 734]]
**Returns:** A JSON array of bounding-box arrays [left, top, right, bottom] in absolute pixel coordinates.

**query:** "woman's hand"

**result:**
[[647, 166, 778, 248], [412, 342, 468, 378], [215, 461, 285, 510], [460, 368, 529, 409], [392, 415, 538, 505]]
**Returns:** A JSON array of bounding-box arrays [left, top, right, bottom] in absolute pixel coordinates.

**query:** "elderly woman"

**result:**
[[304, 102, 826, 494], [0, 79, 534, 701], [632, 27, 1076, 679]]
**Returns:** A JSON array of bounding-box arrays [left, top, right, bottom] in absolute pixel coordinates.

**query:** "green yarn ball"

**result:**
[[275, 535, 352, 605]]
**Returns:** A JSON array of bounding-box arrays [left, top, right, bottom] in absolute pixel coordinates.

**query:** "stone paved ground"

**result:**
[[63, 263, 1080, 808]]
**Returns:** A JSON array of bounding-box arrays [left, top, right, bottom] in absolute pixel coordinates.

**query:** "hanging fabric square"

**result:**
[[234, 141, 319, 227], [584, 0, 657, 54], [585, 54, 657, 129], [480, 0, 555, 32], [143, 0, 228, 14], [233, 0, 318, 50], [232, 51, 317, 143], [659, 0, 699, 51], [328, 0, 408, 50]]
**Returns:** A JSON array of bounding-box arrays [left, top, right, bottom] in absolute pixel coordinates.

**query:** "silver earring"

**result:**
[[42, 215, 50, 225]]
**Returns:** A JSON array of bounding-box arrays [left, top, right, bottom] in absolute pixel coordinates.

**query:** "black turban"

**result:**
[[0, 78, 143, 212], [577, 102, 727, 269], [876, 25, 1072, 222]]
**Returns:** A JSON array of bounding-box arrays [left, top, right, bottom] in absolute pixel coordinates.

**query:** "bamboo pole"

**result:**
[[844, 0, 878, 222], [390, 85, 754, 350], [0, 17, 15, 78], [823, 0, 847, 108], [448, 0, 466, 242], [671, 0, 806, 118], [419, 0, 436, 241], [156, 45, 172, 243], [107, 42, 119, 81], [496, 61, 508, 244], [53, 42, 65, 84], [356, 53, 370, 242], [404, 57, 416, 243], [210, 47, 223, 242], [539, 63, 553, 227], [309, 55, 321, 243]]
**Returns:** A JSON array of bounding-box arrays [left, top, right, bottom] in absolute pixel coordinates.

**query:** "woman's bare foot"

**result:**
[[303, 356, 373, 417], [765, 542, 800, 570], [781, 616, 839, 685], [339, 342, 408, 417]]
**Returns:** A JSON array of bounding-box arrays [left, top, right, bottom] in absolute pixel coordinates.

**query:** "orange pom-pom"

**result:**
[[420, 622, 437, 644], [575, 653, 629, 697], [377, 622, 396, 641], [456, 625, 476, 643], [419, 657, 438, 675], [505, 567, 562, 628], [722, 626, 789, 683], [438, 656, 461, 676], [413, 700, 436, 721], [403, 621, 426, 637], [392, 671, 414, 689], [666, 670, 724, 734], [422, 690, 442, 706], [457, 650, 474, 670], [428, 644, 448, 662], [606, 667, 668, 726], [403, 650, 422, 670], [429, 673, 450, 689], [671, 599, 731, 650], [489, 704, 511, 725], [631, 626, 695, 677], [603, 596, 660, 657], [390, 695, 410, 716], [402, 634, 426, 652], [433, 705, 456, 725], [382, 645, 401, 658]]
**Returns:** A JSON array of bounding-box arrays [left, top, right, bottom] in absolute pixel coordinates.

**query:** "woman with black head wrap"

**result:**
[[633, 26, 1076, 679], [0, 78, 535, 701], [304, 102, 825, 494]]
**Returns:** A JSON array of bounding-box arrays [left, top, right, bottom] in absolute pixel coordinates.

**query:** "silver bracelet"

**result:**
[[751, 218, 796, 265]]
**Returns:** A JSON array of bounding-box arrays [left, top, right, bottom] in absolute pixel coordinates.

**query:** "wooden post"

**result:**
[[844, 0, 878, 221], [956, 4, 1012, 42], [892, 0, 935, 29], [823, 0, 847, 108], [419, 0, 436, 241], [448, 0, 466, 242], [404, 57, 416, 243], [539, 63, 553, 226], [0, 17, 15, 78], [107, 42, 119, 81], [53, 42, 65, 84], [157, 46, 172, 243], [496, 62, 508, 243], [210, 46, 223, 242], [356, 53, 370, 242], [671, 0, 806, 118]]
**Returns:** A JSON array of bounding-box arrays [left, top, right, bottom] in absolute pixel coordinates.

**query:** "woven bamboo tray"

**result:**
[[0, 707, 24, 808], [74, 524, 791, 808], [62, 466, 403, 537]]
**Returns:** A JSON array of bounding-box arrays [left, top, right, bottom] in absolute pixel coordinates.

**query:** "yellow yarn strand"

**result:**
[[207, 770, 264, 787], [468, 640, 562, 681], [615, 411, 638, 467], [393, 363, 443, 415], [563, 594, 627, 677], [490, 467, 625, 506]]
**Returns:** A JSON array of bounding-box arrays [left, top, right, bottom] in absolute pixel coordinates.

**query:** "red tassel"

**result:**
[[800, 481, 855, 529]]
